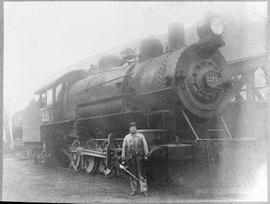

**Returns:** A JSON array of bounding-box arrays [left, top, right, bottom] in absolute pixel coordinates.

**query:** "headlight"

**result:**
[[210, 16, 224, 35], [197, 14, 225, 38]]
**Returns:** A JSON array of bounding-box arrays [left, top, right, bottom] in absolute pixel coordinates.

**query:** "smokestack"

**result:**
[[168, 22, 185, 52]]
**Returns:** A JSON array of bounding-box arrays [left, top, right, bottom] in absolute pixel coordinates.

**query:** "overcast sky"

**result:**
[[3, 2, 267, 116]]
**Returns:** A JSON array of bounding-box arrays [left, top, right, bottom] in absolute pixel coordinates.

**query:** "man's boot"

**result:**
[[130, 191, 137, 196], [144, 191, 149, 197]]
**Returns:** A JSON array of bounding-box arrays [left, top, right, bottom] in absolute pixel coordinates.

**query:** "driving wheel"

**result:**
[[70, 139, 81, 171], [83, 156, 98, 174]]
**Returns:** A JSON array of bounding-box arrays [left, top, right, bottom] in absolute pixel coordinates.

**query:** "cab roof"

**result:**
[[35, 69, 88, 94]]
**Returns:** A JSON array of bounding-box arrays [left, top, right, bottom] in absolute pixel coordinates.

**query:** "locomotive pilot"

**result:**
[[121, 122, 149, 196]]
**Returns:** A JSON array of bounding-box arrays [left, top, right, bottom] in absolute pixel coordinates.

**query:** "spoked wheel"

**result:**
[[83, 156, 98, 174], [70, 153, 81, 171], [98, 159, 116, 178], [70, 139, 81, 171], [85, 139, 96, 150], [83, 139, 99, 174]]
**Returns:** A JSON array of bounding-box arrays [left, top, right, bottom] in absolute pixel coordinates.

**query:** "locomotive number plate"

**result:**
[[206, 71, 221, 88]]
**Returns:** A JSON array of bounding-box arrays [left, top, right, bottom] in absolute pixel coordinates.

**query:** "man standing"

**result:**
[[121, 122, 149, 196]]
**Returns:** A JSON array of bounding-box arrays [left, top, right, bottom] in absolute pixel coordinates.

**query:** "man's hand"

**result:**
[[120, 156, 126, 164], [144, 155, 149, 160]]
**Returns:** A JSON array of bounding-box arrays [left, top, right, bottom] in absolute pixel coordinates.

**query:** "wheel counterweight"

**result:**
[[83, 156, 98, 174]]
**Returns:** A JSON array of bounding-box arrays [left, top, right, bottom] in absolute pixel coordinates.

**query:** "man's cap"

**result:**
[[129, 122, 137, 127]]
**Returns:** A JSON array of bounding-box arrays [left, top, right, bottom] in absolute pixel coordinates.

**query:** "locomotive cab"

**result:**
[[36, 84, 65, 123], [35, 70, 89, 124]]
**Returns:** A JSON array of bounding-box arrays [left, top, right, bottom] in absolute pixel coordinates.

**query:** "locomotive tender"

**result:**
[[33, 14, 256, 176]]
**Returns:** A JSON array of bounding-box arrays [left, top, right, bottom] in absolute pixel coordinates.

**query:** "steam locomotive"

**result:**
[[21, 14, 265, 178]]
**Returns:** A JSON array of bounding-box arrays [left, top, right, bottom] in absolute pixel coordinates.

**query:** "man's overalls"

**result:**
[[122, 132, 149, 193]]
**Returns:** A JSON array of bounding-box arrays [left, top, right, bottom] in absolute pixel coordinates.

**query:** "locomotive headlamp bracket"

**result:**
[[195, 16, 225, 58], [194, 35, 225, 58]]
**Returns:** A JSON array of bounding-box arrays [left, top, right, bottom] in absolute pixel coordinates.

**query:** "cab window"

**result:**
[[47, 89, 53, 106], [41, 93, 46, 108]]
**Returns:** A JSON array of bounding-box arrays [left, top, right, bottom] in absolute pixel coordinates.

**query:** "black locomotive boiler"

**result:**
[[33, 14, 258, 177]]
